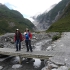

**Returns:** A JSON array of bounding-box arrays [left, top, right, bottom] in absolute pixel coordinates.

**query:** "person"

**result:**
[[14, 29, 23, 51], [24, 28, 33, 52]]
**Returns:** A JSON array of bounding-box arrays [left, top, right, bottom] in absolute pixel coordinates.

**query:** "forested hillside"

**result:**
[[0, 4, 34, 34]]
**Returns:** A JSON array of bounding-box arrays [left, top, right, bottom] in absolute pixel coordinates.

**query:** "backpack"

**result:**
[[25, 33, 29, 40]]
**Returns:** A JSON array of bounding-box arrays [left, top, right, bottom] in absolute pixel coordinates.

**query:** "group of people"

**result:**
[[14, 28, 33, 52]]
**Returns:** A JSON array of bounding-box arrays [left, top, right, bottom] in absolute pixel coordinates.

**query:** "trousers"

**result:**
[[15, 40, 21, 51], [25, 40, 32, 52]]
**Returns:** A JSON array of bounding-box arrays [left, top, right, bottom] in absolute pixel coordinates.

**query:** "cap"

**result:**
[[16, 29, 19, 31], [24, 32, 26, 35]]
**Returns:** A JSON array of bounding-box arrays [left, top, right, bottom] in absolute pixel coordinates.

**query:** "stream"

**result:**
[[0, 38, 51, 70], [0, 32, 67, 70]]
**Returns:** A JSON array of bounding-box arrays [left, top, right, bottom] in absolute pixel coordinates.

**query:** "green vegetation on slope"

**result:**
[[0, 4, 34, 34], [47, 2, 70, 32]]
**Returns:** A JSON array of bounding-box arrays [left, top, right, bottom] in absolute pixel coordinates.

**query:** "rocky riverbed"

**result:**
[[42, 32, 70, 70], [0, 32, 59, 49], [1, 32, 69, 70]]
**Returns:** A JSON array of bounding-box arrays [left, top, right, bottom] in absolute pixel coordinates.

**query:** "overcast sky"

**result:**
[[0, 0, 61, 19]]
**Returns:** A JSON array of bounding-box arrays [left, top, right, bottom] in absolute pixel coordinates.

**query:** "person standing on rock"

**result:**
[[14, 29, 23, 51], [24, 28, 33, 52]]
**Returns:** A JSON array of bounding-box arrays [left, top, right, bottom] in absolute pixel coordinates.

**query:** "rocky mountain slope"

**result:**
[[33, 0, 70, 31]]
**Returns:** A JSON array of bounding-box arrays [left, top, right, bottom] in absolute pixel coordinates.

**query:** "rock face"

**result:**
[[33, 0, 70, 30], [33, 20, 50, 31], [8, 22, 15, 27]]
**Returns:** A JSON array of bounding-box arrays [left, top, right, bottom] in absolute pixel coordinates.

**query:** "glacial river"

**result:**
[[0, 39, 51, 70]]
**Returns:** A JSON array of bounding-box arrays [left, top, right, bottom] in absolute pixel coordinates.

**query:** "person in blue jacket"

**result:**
[[24, 28, 33, 52]]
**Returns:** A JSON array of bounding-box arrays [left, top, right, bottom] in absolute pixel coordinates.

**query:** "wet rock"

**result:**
[[49, 56, 65, 66], [49, 64, 58, 68], [0, 43, 4, 48], [0, 66, 3, 69], [12, 64, 22, 69]]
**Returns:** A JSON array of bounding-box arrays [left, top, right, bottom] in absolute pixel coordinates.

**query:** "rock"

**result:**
[[12, 64, 22, 69], [47, 46, 52, 51], [10, 39, 14, 44], [48, 65, 53, 70], [49, 56, 65, 66], [0, 66, 3, 69], [56, 66, 68, 70], [51, 69, 57, 70], [0, 43, 4, 48], [49, 64, 58, 68]]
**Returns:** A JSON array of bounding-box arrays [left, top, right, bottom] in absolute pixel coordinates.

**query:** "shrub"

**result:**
[[52, 35, 61, 41]]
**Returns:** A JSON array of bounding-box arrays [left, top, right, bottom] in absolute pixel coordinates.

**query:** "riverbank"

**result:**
[[0, 32, 62, 70], [42, 32, 70, 70]]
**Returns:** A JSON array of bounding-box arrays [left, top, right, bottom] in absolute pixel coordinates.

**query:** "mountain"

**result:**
[[0, 3, 35, 34], [34, 0, 70, 31], [47, 2, 70, 32]]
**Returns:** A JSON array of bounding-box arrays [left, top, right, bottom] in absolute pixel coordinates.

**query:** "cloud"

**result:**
[[0, 0, 61, 17]]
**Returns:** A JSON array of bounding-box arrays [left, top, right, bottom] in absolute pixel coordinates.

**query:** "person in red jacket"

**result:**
[[14, 29, 23, 51], [24, 28, 33, 52]]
